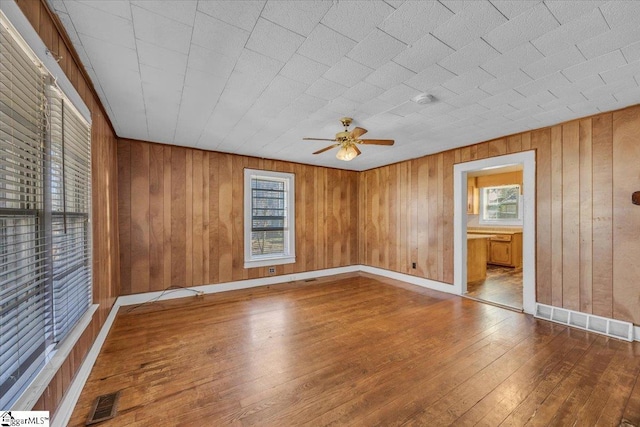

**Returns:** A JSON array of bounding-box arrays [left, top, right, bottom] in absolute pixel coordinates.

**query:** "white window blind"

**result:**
[[47, 88, 91, 342], [0, 15, 92, 409], [0, 19, 48, 409]]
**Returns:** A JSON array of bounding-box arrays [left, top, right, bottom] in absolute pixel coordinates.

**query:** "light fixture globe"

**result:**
[[336, 144, 358, 161]]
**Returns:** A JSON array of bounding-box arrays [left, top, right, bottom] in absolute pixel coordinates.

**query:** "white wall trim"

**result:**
[[359, 265, 458, 295], [454, 151, 537, 314], [116, 265, 360, 306]]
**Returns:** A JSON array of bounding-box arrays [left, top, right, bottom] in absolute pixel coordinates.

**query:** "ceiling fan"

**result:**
[[303, 117, 394, 161]]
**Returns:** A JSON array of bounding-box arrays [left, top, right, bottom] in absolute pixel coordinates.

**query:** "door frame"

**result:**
[[453, 151, 536, 314]]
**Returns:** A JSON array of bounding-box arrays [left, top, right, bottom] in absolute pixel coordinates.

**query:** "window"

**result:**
[[0, 14, 91, 409], [244, 169, 295, 268], [479, 185, 522, 225], [47, 88, 92, 340]]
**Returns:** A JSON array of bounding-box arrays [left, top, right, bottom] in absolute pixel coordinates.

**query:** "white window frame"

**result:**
[[244, 169, 295, 269], [479, 184, 523, 226]]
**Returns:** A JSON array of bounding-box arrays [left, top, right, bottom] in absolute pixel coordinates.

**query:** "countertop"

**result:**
[[468, 227, 522, 235], [467, 233, 497, 240]]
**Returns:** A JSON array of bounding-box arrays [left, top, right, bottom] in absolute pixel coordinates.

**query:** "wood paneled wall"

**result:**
[[16, 0, 120, 417], [360, 106, 640, 325], [117, 140, 359, 294], [359, 152, 454, 283]]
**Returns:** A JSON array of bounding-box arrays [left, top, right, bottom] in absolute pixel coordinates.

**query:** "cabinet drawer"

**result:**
[[490, 234, 512, 242]]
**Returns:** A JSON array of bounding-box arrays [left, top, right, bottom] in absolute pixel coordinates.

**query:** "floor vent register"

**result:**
[[86, 391, 120, 425]]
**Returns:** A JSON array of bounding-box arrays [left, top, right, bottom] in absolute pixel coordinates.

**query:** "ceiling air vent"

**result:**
[[86, 391, 120, 425]]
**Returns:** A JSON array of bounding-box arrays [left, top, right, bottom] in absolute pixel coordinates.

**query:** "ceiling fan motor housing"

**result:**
[[336, 131, 350, 140]]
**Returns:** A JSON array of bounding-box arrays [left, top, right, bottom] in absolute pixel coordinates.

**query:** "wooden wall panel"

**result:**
[[441, 151, 454, 284], [550, 125, 563, 307], [427, 155, 439, 279], [348, 167, 359, 264], [130, 142, 150, 293], [531, 128, 551, 304], [231, 155, 244, 280], [437, 153, 444, 281], [359, 106, 640, 325], [578, 119, 593, 313], [185, 150, 194, 286], [612, 106, 640, 324], [217, 153, 233, 283], [561, 121, 580, 311], [171, 148, 187, 287], [316, 167, 327, 269], [149, 144, 165, 291], [117, 144, 360, 292], [591, 114, 614, 318], [202, 153, 210, 281], [208, 153, 220, 284], [17, 0, 120, 418], [191, 150, 204, 285], [387, 164, 398, 271], [163, 147, 172, 288], [117, 141, 131, 295]]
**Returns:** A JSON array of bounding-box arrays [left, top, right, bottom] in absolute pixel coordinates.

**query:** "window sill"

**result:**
[[244, 256, 295, 269], [13, 304, 98, 410]]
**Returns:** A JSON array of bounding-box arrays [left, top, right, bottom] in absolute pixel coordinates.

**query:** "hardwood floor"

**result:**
[[467, 265, 524, 310], [68, 273, 640, 426]]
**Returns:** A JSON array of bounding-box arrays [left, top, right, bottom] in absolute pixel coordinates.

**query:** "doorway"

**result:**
[[453, 151, 536, 314]]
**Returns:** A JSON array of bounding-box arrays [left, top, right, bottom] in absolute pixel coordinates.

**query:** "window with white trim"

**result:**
[[244, 169, 295, 268], [0, 13, 92, 409], [479, 184, 522, 226]]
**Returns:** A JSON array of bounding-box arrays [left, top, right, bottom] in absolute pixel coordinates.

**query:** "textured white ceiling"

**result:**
[[48, 0, 640, 171]]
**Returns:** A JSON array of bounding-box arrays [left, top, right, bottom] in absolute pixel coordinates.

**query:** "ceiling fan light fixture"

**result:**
[[336, 144, 358, 161]]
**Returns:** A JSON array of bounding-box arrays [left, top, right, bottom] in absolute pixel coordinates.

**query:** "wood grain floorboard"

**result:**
[[68, 273, 640, 426], [467, 265, 523, 310]]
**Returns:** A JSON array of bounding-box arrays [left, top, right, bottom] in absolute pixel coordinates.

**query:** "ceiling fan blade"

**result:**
[[353, 144, 362, 155], [313, 144, 339, 154], [358, 139, 395, 146], [303, 137, 337, 142], [350, 127, 368, 139]]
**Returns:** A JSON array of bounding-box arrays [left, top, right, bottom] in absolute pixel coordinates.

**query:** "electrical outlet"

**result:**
[[412, 262, 416, 269], [268, 267, 276, 275]]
